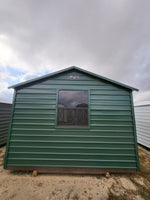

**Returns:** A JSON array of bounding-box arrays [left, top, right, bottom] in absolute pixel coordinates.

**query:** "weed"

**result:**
[[138, 189, 146, 198], [131, 177, 150, 200]]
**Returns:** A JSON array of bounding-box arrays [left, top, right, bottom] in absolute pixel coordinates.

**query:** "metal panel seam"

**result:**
[[130, 91, 140, 171]]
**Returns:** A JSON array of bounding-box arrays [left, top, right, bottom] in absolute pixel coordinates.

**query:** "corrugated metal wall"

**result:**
[[0, 103, 12, 147], [5, 69, 139, 170], [135, 105, 150, 148]]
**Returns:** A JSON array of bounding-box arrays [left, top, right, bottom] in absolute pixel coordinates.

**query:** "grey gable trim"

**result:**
[[8, 66, 138, 91]]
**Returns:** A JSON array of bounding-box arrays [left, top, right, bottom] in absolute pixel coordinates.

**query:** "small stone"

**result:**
[[88, 194, 93, 200], [106, 172, 110, 178], [32, 170, 38, 177]]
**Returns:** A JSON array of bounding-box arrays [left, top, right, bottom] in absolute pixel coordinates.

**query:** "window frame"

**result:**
[[55, 89, 90, 129]]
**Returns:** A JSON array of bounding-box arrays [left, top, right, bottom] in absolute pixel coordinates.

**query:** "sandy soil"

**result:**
[[0, 145, 150, 200]]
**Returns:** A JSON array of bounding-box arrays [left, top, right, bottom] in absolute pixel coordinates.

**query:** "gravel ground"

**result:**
[[0, 145, 150, 200]]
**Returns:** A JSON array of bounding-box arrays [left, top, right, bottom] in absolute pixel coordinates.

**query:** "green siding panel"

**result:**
[[4, 69, 139, 171], [9, 146, 136, 154], [0, 103, 12, 147]]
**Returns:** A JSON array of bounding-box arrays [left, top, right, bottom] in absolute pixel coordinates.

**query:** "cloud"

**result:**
[[0, 66, 40, 100], [19, 73, 39, 82], [134, 90, 150, 105], [0, 80, 13, 100], [0, 0, 150, 103]]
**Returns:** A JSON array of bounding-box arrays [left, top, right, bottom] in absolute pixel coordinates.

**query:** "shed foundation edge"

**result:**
[[6, 166, 137, 174]]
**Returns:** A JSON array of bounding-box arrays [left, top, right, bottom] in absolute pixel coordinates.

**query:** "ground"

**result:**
[[0, 145, 150, 200]]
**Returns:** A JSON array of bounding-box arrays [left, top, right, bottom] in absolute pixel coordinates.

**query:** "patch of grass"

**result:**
[[131, 177, 150, 200], [138, 189, 147, 198], [138, 147, 150, 175], [96, 176, 101, 179]]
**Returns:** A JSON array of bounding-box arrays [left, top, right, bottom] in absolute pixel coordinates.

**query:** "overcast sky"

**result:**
[[0, 0, 150, 104]]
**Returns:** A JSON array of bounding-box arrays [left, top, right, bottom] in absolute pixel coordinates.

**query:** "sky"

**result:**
[[0, 0, 150, 104]]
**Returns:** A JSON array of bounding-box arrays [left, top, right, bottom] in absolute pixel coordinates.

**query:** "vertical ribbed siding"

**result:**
[[0, 103, 12, 147], [5, 70, 138, 170], [135, 105, 150, 148]]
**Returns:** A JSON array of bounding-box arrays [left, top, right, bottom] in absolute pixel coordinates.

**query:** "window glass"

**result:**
[[57, 90, 88, 126]]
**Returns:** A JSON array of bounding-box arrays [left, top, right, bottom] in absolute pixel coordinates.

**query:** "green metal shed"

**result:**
[[0, 102, 12, 147], [4, 66, 140, 174]]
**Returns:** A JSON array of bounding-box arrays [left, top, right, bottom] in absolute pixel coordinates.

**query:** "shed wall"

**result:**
[[4, 70, 139, 170], [0, 103, 12, 147], [135, 105, 150, 148]]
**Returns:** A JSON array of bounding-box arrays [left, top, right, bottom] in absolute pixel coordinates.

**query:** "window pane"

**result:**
[[57, 90, 88, 126]]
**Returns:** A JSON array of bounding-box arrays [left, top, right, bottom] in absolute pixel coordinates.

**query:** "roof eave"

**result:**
[[8, 66, 139, 91], [8, 66, 76, 89], [73, 66, 139, 91]]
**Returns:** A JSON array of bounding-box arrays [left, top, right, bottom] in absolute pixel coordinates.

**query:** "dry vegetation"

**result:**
[[0, 145, 150, 200]]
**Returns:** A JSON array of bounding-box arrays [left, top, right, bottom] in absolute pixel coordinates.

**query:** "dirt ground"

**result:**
[[0, 145, 150, 200]]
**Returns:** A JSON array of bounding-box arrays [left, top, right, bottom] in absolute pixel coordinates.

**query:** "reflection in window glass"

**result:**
[[57, 90, 88, 126]]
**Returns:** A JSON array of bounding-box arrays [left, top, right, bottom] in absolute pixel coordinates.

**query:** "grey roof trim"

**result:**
[[0, 102, 12, 104], [8, 66, 138, 91], [135, 104, 150, 107], [0, 98, 12, 104]]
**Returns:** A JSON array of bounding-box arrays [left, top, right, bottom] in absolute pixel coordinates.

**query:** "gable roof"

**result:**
[[9, 66, 138, 91]]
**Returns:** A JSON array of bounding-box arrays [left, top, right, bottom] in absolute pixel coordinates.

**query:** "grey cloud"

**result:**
[[0, 0, 150, 103]]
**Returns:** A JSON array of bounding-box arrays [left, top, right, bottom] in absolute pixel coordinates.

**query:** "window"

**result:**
[[57, 90, 88, 126]]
